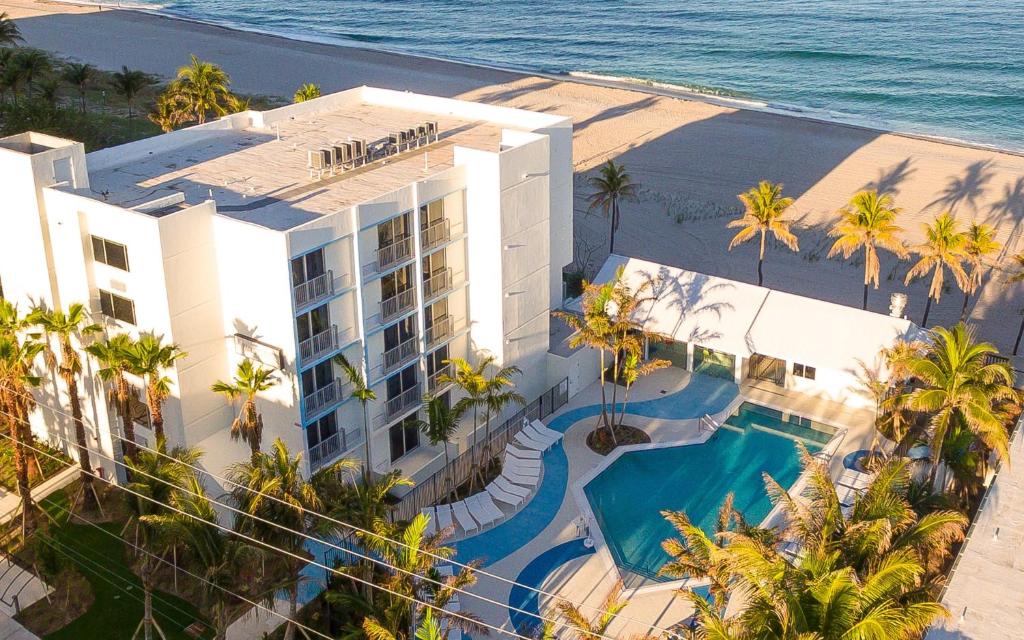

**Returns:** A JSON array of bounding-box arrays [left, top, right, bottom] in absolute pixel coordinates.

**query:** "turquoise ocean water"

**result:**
[[124, 0, 1024, 151]]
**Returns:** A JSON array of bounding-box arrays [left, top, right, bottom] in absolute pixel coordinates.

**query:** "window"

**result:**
[[389, 414, 420, 462], [301, 360, 334, 397], [381, 264, 414, 300], [291, 248, 326, 286], [427, 345, 448, 377], [297, 303, 330, 343], [91, 236, 130, 271], [422, 249, 447, 278], [378, 212, 412, 248], [419, 199, 444, 229], [793, 363, 816, 380], [386, 364, 419, 400], [306, 412, 339, 450], [384, 315, 416, 352], [98, 289, 136, 324]]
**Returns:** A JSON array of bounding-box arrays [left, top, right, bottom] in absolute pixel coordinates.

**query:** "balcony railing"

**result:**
[[383, 336, 418, 375], [422, 268, 453, 301], [380, 288, 416, 322], [385, 384, 422, 420], [424, 316, 454, 350], [376, 236, 414, 272], [308, 428, 364, 470], [420, 219, 451, 252], [299, 325, 337, 364], [293, 270, 334, 309], [302, 378, 344, 416], [427, 364, 452, 394]]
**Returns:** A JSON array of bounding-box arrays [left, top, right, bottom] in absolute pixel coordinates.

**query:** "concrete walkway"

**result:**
[[0, 615, 38, 640]]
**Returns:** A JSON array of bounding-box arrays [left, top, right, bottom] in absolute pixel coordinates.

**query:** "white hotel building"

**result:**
[[0, 87, 573, 488]]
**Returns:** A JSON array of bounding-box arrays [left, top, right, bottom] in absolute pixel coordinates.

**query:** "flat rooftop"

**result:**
[[84, 98, 507, 230]]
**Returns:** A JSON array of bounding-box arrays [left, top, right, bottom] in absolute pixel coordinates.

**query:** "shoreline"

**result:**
[[37, 0, 1024, 158]]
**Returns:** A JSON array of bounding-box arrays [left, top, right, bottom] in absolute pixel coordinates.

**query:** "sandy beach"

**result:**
[[6, 0, 1024, 353]]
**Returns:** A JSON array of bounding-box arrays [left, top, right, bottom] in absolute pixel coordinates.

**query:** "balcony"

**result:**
[[424, 316, 454, 350], [422, 268, 453, 301], [383, 336, 419, 375], [302, 378, 344, 417], [420, 219, 451, 252], [376, 236, 414, 272], [427, 364, 452, 394], [293, 270, 334, 310], [308, 428, 364, 471], [299, 325, 337, 364], [385, 384, 422, 420], [380, 288, 416, 322]]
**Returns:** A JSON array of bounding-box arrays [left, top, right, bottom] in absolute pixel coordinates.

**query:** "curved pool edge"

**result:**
[[508, 538, 595, 636]]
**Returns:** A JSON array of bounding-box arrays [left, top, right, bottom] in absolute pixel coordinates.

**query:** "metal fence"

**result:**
[[391, 377, 570, 523]]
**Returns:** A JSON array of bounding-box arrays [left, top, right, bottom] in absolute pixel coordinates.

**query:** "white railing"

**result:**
[[299, 325, 337, 363], [422, 268, 453, 300], [380, 288, 416, 321], [424, 316, 454, 349], [420, 219, 451, 251], [699, 413, 721, 434], [383, 336, 418, 374], [385, 384, 422, 419], [307, 428, 365, 470], [427, 364, 452, 394], [293, 270, 334, 309], [376, 236, 414, 272], [302, 378, 343, 416]]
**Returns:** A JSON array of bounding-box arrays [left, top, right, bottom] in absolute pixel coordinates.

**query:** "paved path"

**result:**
[[0, 615, 38, 640]]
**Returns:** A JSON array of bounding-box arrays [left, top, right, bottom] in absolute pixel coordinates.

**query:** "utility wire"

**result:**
[[12, 387, 684, 634]]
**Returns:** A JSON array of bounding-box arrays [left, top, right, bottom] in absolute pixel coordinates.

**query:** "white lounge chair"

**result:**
[[503, 468, 540, 488], [451, 500, 479, 534], [530, 419, 562, 443], [506, 443, 542, 460], [494, 476, 531, 498], [421, 507, 437, 536], [505, 454, 542, 470], [836, 468, 873, 490], [466, 494, 503, 528], [514, 429, 550, 451], [487, 482, 525, 507], [505, 457, 542, 477], [835, 482, 859, 507], [436, 504, 455, 531]]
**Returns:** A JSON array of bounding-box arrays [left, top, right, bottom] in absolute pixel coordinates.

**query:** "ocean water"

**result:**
[[132, 1, 1024, 149]]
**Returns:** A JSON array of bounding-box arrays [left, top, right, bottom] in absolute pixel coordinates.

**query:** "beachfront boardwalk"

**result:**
[[928, 424, 1024, 640]]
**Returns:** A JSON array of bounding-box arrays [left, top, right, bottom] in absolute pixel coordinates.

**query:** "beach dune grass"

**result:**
[[20, 493, 213, 640]]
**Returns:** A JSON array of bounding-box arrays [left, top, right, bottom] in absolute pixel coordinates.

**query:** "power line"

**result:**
[[40, 497, 336, 640], [0, 427, 555, 640], [0, 412, 618, 640], [8, 387, 681, 637]]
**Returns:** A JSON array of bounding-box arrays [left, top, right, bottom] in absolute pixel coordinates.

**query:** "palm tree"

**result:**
[[0, 12, 23, 47], [417, 394, 464, 503], [335, 352, 376, 481], [0, 331, 44, 538], [553, 278, 616, 438], [149, 89, 191, 132], [679, 450, 962, 638], [85, 333, 140, 463], [615, 350, 669, 429], [728, 180, 799, 286], [556, 580, 629, 640], [960, 222, 1000, 320], [110, 66, 155, 133], [904, 212, 969, 327], [13, 49, 51, 98], [30, 303, 102, 511], [587, 160, 638, 255], [827, 189, 908, 309], [126, 334, 186, 442], [211, 358, 278, 465], [125, 438, 203, 640], [62, 62, 95, 113], [293, 82, 321, 103], [351, 513, 485, 640], [174, 55, 232, 124], [479, 359, 523, 463], [1009, 252, 1024, 355], [901, 323, 1015, 487], [230, 438, 349, 640], [0, 48, 16, 103]]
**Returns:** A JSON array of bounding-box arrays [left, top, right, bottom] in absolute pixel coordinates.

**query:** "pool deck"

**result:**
[[457, 368, 876, 637]]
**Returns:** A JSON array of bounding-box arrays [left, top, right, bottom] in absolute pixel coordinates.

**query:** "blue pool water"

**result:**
[[454, 372, 738, 565], [583, 403, 829, 580]]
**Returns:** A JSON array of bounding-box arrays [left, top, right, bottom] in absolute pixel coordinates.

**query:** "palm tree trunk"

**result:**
[[597, 348, 609, 429], [147, 384, 165, 441], [607, 348, 620, 445], [469, 405, 480, 492], [608, 198, 617, 255], [757, 230, 766, 287], [443, 442, 454, 503], [68, 376, 98, 511], [79, 91, 86, 113], [283, 582, 299, 640], [119, 384, 137, 462], [922, 296, 934, 327], [361, 401, 372, 483], [862, 281, 870, 310], [143, 583, 155, 640], [12, 418, 34, 539], [960, 290, 971, 321]]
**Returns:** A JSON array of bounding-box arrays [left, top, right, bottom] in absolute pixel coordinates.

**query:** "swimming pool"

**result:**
[[582, 402, 834, 581]]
